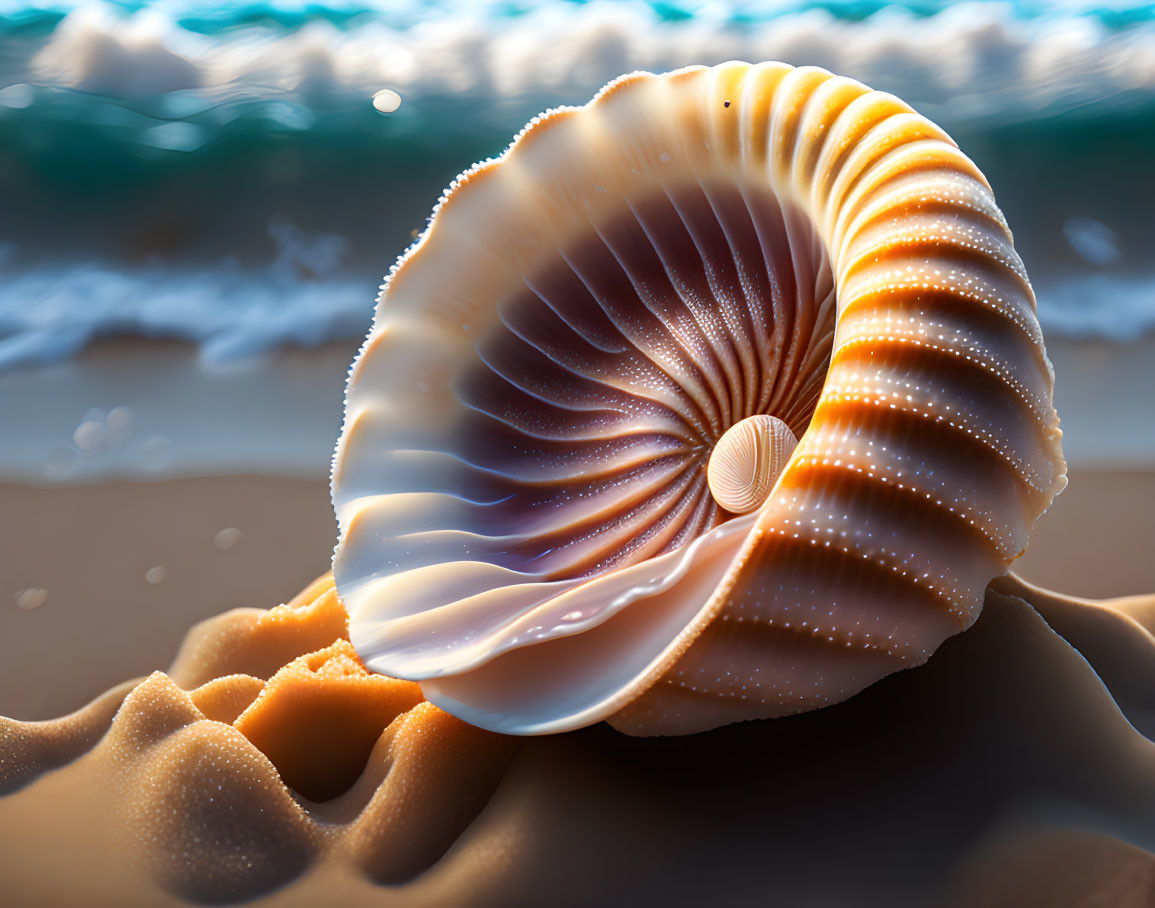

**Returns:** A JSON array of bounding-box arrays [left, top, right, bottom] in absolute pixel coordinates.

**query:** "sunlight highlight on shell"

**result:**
[[331, 61, 1066, 736]]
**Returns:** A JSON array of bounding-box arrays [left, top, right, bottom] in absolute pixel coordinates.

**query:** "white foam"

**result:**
[[1036, 275, 1155, 342], [0, 214, 370, 371], [23, 2, 1155, 128]]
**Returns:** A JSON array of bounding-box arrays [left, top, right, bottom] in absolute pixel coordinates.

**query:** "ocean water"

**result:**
[[1, 0, 1154, 370]]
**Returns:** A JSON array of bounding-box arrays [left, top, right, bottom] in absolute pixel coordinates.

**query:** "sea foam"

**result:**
[[2, 0, 1154, 369]]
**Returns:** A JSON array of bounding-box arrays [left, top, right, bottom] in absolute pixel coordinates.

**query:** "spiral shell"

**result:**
[[332, 62, 1065, 736]]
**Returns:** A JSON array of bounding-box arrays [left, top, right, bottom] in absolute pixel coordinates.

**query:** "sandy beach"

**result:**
[[0, 476, 335, 719], [3, 532, 1155, 907], [4, 329, 1152, 907]]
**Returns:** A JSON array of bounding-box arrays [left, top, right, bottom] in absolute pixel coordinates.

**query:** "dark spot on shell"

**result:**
[[724, 100, 731, 108]]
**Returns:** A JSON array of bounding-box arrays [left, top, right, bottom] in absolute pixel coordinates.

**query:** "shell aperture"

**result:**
[[331, 62, 1066, 736]]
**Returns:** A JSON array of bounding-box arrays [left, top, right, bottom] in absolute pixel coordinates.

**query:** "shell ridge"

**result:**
[[695, 180, 781, 414], [733, 184, 797, 413], [555, 226, 723, 437], [648, 180, 753, 425], [589, 194, 734, 433], [500, 273, 710, 434], [466, 323, 700, 442]]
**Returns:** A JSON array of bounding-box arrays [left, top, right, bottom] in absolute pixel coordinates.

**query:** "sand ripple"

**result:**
[[1, 575, 519, 903]]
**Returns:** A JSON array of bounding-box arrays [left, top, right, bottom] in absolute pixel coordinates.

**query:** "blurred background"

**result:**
[[2, 0, 1153, 719]]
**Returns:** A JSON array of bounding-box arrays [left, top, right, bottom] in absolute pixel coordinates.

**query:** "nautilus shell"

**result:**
[[332, 62, 1065, 736]]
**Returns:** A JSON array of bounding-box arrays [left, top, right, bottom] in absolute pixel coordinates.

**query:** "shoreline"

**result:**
[[0, 337, 359, 485], [0, 333, 1153, 487], [2, 331, 1152, 718]]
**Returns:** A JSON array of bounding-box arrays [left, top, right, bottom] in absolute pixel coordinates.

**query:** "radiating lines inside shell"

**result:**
[[455, 179, 835, 581]]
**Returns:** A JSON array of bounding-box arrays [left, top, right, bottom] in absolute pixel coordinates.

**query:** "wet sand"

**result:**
[[1, 333, 1151, 485], [2, 467, 1154, 721], [0, 476, 335, 719]]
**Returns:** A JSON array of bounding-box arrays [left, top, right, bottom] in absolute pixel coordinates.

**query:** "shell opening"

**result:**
[[448, 179, 835, 585]]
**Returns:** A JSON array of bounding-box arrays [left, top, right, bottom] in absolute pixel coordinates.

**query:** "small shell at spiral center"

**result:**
[[706, 415, 799, 515]]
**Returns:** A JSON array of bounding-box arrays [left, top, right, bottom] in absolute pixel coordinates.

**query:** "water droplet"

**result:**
[[15, 588, 47, 610], [213, 528, 242, 550], [1062, 217, 1121, 266], [43, 447, 77, 480], [73, 419, 106, 453], [106, 405, 133, 436], [145, 566, 167, 585], [0, 83, 34, 110]]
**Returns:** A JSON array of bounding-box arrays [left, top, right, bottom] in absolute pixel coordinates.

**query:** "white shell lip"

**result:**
[[347, 510, 759, 681], [360, 510, 761, 735]]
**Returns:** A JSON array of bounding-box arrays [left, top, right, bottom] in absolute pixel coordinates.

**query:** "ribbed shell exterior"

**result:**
[[331, 62, 1065, 736]]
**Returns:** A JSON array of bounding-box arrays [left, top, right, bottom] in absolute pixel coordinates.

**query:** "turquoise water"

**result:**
[[5, 2, 1155, 34], [2, 0, 1154, 367]]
